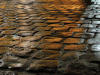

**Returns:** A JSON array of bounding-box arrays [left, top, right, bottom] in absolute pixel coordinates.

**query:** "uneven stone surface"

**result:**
[[0, 0, 100, 75], [26, 60, 59, 72]]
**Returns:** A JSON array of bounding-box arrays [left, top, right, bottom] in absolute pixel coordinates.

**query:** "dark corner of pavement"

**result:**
[[85, 0, 92, 5]]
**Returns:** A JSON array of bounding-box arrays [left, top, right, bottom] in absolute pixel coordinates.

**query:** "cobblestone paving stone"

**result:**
[[0, 0, 100, 75]]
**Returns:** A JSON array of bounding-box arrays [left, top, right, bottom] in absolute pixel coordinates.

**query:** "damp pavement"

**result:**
[[0, 0, 100, 75]]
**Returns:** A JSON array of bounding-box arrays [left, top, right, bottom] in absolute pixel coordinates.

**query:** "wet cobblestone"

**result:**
[[0, 0, 100, 75]]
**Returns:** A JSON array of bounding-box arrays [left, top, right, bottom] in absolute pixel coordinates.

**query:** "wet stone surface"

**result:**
[[0, 0, 100, 75]]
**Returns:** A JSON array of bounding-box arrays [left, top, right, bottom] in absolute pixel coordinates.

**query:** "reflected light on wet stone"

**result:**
[[92, 44, 100, 51], [19, 0, 35, 4], [0, 0, 93, 74]]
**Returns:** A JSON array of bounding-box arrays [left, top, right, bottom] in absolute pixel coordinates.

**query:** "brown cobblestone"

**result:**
[[60, 11, 69, 13], [0, 35, 20, 41], [48, 24, 62, 27], [33, 50, 59, 59], [0, 19, 3, 21], [64, 24, 78, 27], [33, 23, 47, 27], [63, 38, 84, 44], [1, 30, 17, 35], [46, 20, 60, 23], [17, 20, 30, 23], [68, 15, 78, 18], [26, 60, 58, 71], [20, 36, 41, 41], [17, 14, 27, 17], [32, 20, 45, 23], [56, 32, 73, 37], [41, 15, 51, 17], [43, 54, 61, 60], [69, 28, 85, 32], [64, 44, 87, 51], [73, 33, 85, 37], [42, 37, 63, 43], [51, 27, 69, 32], [60, 52, 77, 61], [56, 17, 69, 20], [60, 20, 75, 24], [42, 16, 56, 20], [17, 26, 34, 31], [17, 22, 29, 26], [6, 19, 16, 22], [34, 31, 52, 36], [71, 18, 80, 21], [63, 12, 74, 15], [16, 5, 24, 8], [34, 27, 52, 31], [76, 21, 84, 24], [0, 25, 17, 30], [38, 43, 63, 50], [73, 11, 83, 14], [73, 33, 94, 38], [0, 47, 10, 54], [0, 0, 91, 74], [29, 14, 40, 17], [0, 41, 19, 46]]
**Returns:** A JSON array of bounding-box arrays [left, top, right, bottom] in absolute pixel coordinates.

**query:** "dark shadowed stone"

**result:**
[[18, 73, 36, 75], [79, 53, 93, 62], [90, 52, 100, 63], [63, 62, 98, 75], [0, 71, 16, 75]]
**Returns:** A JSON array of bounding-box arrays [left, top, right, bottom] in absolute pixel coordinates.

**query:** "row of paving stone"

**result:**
[[0, 0, 100, 75]]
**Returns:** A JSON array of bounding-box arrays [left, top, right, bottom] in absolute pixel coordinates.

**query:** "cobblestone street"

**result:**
[[0, 0, 100, 75]]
